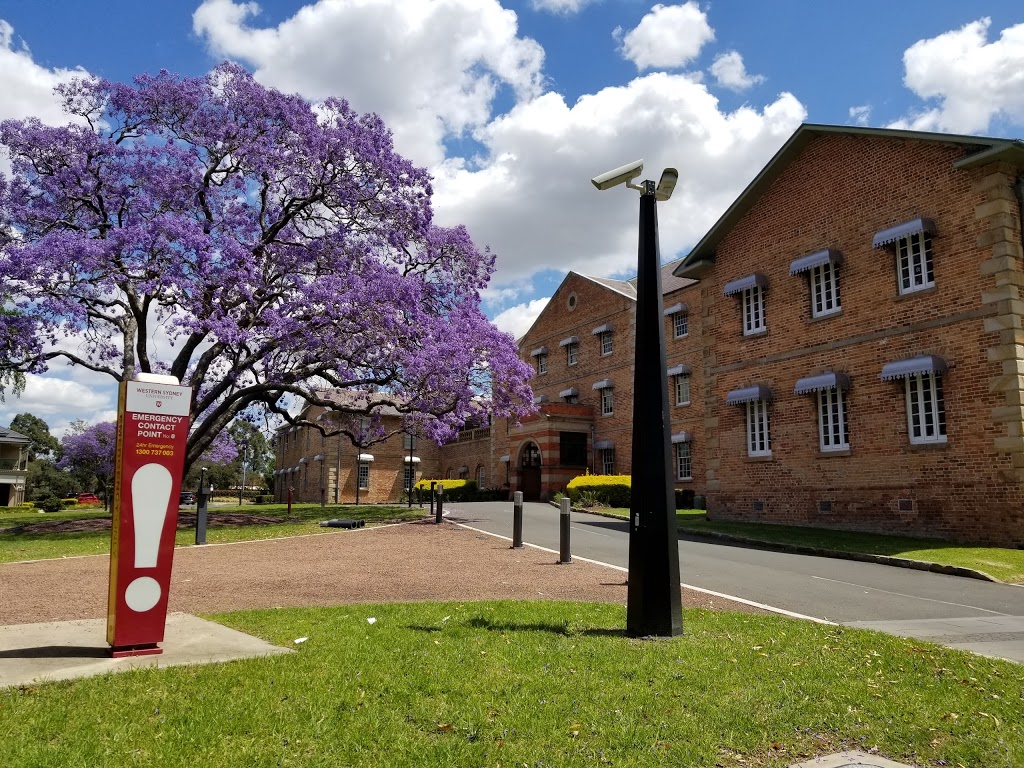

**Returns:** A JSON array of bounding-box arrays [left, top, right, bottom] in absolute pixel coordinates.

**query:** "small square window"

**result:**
[[905, 372, 946, 444], [810, 262, 841, 318], [675, 373, 691, 406], [745, 399, 771, 457], [600, 387, 614, 416], [817, 388, 849, 451], [897, 232, 935, 294], [566, 342, 578, 366], [600, 447, 615, 475], [673, 312, 688, 339], [743, 286, 766, 335], [600, 331, 613, 355]]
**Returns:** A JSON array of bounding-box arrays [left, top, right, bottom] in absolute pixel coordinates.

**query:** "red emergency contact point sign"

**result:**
[[106, 374, 192, 657]]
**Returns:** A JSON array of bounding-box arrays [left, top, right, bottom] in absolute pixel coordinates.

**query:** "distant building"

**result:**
[[0, 426, 30, 507]]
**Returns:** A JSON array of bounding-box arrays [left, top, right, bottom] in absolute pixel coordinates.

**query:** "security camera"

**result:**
[[591, 160, 644, 191]]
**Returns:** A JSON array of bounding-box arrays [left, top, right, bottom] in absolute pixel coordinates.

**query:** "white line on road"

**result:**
[[455, 522, 835, 625], [571, 526, 612, 537], [810, 575, 1008, 615]]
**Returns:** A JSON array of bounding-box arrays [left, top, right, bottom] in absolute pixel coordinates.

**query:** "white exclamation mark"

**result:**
[[124, 463, 172, 613]]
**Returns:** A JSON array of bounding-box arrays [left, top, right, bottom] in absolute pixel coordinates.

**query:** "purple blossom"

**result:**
[[0, 64, 533, 473], [58, 421, 117, 481]]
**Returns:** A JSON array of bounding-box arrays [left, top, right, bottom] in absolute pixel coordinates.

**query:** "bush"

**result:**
[[254, 495, 273, 504], [61, 498, 78, 508], [37, 496, 65, 514], [566, 475, 631, 508], [413, 478, 485, 502], [20, 502, 35, 509], [565, 475, 696, 510]]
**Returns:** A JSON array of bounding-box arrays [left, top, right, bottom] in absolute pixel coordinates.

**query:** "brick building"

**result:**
[[674, 124, 1024, 546], [272, 123, 1024, 546]]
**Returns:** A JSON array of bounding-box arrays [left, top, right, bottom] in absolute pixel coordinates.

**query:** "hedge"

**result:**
[[565, 475, 697, 510]]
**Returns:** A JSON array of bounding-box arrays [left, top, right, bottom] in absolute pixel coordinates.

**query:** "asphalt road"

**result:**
[[446, 501, 1024, 663]]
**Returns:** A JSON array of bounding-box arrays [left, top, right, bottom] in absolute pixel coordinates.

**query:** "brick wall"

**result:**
[[701, 132, 1024, 545]]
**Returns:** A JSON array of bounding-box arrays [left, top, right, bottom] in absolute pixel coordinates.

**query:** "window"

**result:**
[[536, 353, 548, 375], [897, 232, 934, 294], [743, 286, 766, 335], [600, 387, 614, 416], [746, 400, 771, 457], [810, 261, 841, 317], [817, 389, 849, 451], [566, 342, 578, 366], [905, 373, 946, 444], [675, 442, 692, 481], [673, 312, 688, 339], [600, 331, 613, 355], [560, 432, 588, 467], [403, 433, 416, 451], [600, 448, 615, 475], [476, 465, 486, 487], [357, 461, 369, 489], [447, 468, 455, 479], [675, 374, 691, 406], [403, 464, 415, 491]]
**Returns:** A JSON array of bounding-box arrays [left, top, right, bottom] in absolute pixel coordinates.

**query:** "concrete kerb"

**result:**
[[559, 504, 1003, 584]]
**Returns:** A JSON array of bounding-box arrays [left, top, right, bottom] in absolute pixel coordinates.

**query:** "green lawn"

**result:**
[[0, 504, 428, 564], [596, 508, 1024, 584], [2, 601, 1021, 767]]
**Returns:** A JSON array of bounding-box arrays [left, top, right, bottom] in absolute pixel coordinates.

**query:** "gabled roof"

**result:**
[[674, 123, 1024, 278], [0, 426, 31, 445], [578, 273, 636, 300]]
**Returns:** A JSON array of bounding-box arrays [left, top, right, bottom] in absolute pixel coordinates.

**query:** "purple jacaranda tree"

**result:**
[[58, 420, 117, 495], [0, 64, 533, 474]]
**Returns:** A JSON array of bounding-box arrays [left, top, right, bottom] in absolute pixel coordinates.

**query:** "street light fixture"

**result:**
[[592, 159, 682, 638]]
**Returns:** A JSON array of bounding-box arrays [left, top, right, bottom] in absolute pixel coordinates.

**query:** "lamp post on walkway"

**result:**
[[592, 160, 682, 637]]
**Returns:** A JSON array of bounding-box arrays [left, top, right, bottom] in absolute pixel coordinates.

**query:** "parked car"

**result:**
[[77, 493, 101, 504], [179, 491, 196, 505]]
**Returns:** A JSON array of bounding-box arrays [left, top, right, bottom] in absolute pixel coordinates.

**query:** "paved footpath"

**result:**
[[448, 502, 1024, 663]]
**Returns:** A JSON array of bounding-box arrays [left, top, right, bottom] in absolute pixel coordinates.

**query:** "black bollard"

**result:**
[[559, 497, 571, 564], [512, 491, 523, 548], [435, 484, 444, 524], [195, 483, 210, 545], [429, 481, 436, 518]]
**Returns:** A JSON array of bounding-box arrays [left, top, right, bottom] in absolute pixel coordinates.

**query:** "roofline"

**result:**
[[673, 122, 1021, 278], [576, 272, 637, 301]]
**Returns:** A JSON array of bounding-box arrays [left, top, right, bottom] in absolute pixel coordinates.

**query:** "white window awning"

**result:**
[[358, 453, 375, 462]]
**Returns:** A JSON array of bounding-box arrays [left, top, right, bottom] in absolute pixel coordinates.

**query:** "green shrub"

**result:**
[[413, 478, 483, 502], [61, 498, 78, 508], [37, 496, 65, 514], [20, 502, 35, 509], [254, 495, 273, 504], [566, 475, 631, 508]]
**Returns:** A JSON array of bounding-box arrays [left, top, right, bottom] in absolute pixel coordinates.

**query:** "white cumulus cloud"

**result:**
[[891, 18, 1024, 134], [616, 2, 714, 71], [491, 297, 551, 340], [710, 50, 764, 91], [193, 0, 545, 167]]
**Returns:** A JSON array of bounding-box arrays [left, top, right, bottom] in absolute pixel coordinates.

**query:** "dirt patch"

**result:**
[[0, 520, 767, 625]]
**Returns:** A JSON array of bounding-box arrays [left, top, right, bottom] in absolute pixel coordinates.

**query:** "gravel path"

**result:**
[[0, 520, 763, 625]]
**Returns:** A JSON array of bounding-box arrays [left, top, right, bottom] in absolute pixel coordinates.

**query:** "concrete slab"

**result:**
[[788, 750, 916, 767], [0, 612, 292, 688]]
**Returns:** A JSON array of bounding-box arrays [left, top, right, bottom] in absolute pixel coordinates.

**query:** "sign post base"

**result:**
[[110, 644, 163, 658]]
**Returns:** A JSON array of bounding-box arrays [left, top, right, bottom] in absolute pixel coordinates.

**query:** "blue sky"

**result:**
[[2, 0, 1023, 435]]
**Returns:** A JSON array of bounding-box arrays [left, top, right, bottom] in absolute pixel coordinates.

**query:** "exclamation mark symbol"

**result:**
[[124, 463, 172, 613]]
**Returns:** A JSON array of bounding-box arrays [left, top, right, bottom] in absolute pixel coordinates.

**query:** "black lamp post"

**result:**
[[592, 160, 682, 637], [238, 440, 249, 507], [407, 433, 415, 509]]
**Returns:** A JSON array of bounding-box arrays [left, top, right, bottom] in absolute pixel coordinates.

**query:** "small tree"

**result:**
[[0, 64, 533, 477], [9, 413, 59, 461], [58, 421, 117, 505]]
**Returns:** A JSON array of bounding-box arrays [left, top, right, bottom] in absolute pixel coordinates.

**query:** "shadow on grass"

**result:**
[[404, 619, 627, 638]]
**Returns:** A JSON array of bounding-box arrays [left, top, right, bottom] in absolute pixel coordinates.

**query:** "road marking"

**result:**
[[810, 575, 1008, 615], [572, 526, 612, 538], [454, 522, 834, 625]]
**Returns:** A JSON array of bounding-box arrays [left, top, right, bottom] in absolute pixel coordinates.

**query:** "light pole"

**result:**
[[407, 432, 415, 509], [238, 440, 249, 507], [592, 160, 682, 638]]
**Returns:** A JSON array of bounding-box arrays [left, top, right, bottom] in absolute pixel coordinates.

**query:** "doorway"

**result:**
[[520, 442, 541, 501]]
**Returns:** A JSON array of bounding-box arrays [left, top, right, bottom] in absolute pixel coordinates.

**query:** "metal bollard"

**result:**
[[195, 483, 210, 545], [435, 484, 444, 524], [559, 497, 571, 564], [429, 481, 437, 518], [512, 491, 523, 548]]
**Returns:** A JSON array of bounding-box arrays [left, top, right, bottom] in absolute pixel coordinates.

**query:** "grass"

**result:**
[[597, 508, 1024, 584], [0, 504, 428, 564], [1, 600, 1022, 767]]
